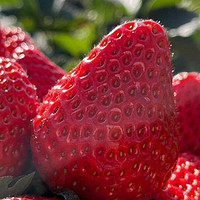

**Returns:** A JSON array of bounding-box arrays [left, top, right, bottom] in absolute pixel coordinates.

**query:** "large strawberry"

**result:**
[[0, 58, 38, 177], [31, 20, 179, 199], [173, 72, 200, 155], [154, 153, 200, 200], [0, 25, 65, 100]]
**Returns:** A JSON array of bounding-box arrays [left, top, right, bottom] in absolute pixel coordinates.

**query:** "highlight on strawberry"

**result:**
[[154, 153, 200, 200], [31, 20, 179, 200], [1, 196, 59, 200], [0, 25, 66, 101]]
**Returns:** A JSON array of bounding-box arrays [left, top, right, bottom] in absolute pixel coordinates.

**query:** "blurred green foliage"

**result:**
[[0, 0, 200, 74]]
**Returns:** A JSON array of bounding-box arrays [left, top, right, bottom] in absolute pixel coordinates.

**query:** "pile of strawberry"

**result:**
[[0, 19, 200, 200]]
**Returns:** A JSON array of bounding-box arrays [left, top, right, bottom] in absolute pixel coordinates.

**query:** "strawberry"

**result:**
[[31, 20, 179, 199], [1, 26, 36, 58], [0, 25, 65, 101], [2, 196, 58, 200], [154, 153, 200, 200], [0, 58, 38, 177], [14, 48, 65, 101], [173, 72, 200, 155], [1, 191, 80, 200]]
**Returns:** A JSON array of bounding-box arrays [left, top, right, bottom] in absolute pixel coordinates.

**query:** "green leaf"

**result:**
[[64, 58, 80, 72], [20, 18, 35, 31], [53, 33, 88, 57], [53, 23, 95, 57], [181, 0, 200, 14], [89, 0, 127, 24], [0, 0, 21, 6], [193, 29, 200, 48], [146, 0, 181, 10], [0, 172, 35, 198]]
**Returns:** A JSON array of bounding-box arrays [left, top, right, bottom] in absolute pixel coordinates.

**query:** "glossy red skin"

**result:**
[[155, 153, 200, 200], [0, 58, 38, 177], [31, 20, 179, 200], [173, 72, 200, 155], [1, 26, 36, 58], [14, 48, 66, 101], [2, 196, 58, 200], [0, 26, 65, 101]]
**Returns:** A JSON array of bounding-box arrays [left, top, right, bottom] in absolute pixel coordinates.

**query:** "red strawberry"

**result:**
[[2, 26, 36, 58], [2, 196, 58, 200], [0, 25, 65, 100], [173, 72, 200, 155], [0, 58, 38, 177], [154, 153, 200, 200], [14, 48, 65, 101], [31, 20, 179, 199]]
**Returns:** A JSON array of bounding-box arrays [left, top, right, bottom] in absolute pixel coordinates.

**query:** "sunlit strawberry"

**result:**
[[31, 20, 179, 200]]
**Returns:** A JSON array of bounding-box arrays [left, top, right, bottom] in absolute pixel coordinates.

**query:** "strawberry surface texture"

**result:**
[[1, 196, 58, 200], [0, 25, 66, 101], [155, 153, 200, 200], [0, 58, 38, 177], [173, 72, 200, 156], [31, 20, 179, 200]]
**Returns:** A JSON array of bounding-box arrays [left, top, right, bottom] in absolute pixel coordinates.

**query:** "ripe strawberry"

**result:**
[[154, 153, 200, 200], [31, 20, 179, 199], [173, 72, 200, 155], [1, 26, 36, 58], [0, 25, 65, 100], [2, 196, 58, 200], [0, 58, 38, 177], [14, 48, 65, 101]]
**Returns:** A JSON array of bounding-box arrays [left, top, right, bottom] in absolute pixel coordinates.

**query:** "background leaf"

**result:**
[[53, 23, 95, 57], [0, 172, 35, 198], [145, 0, 181, 10]]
